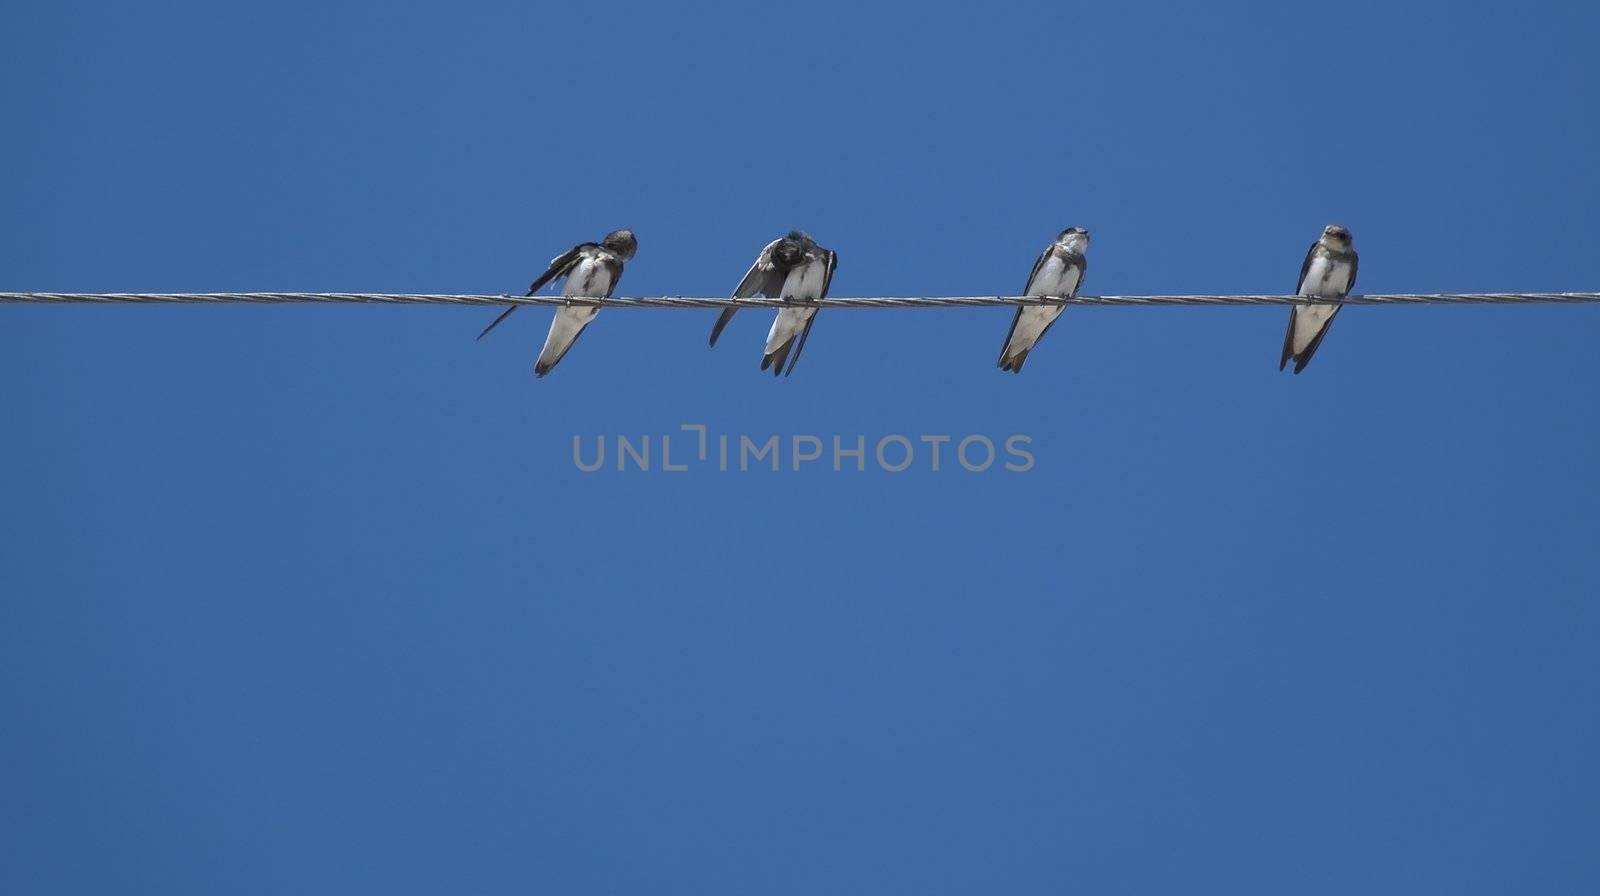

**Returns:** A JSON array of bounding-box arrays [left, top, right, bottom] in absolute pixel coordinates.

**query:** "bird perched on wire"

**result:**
[[1281, 224, 1358, 374], [998, 227, 1090, 373], [709, 230, 837, 376], [477, 229, 637, 377]]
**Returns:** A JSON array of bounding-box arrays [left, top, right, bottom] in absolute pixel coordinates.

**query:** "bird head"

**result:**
[[774, 231, 813, 265], [1057, 226, 1090, 253], [1320, 224, 1353, 250], [602, 229, 638, 260]]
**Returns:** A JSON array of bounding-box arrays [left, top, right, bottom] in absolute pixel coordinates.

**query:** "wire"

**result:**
[[2, 291, 1598, 308]]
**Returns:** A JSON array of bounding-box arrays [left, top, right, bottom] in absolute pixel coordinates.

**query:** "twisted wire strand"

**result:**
[[2, 292, 1598, 308]]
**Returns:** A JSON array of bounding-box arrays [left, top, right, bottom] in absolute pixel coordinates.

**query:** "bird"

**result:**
[[709, 231, 837, 377], [1280, 224, 1358, 374], [998, 227, 1090, 373], [477, 229, 637, 377]]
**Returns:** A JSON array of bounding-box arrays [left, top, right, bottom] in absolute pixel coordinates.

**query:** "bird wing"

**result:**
[[1284, 242, 1322, 370], [477, 243, 590, 341], [784, 309, 817, 377], [1294, 241, 1319, 296], [710, 237, 786, 347], [1279, 308, 1299, 371], [999, 307, 1025, 367], [536, 244, 594, 294]]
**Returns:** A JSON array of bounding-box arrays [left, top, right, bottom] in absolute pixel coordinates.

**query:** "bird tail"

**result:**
[[999, 348, 1029, 373], [761, 340, 790, 376]]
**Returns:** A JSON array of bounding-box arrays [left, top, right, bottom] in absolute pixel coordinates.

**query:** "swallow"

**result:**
[[709, 231, 837, 376], [1280, 224, 1358, 374], [477, 229, 637, 377], [998, 227, 1089, 373]]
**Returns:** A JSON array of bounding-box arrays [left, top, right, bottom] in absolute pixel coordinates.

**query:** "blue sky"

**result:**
[[4, 1, 1599, 892]]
